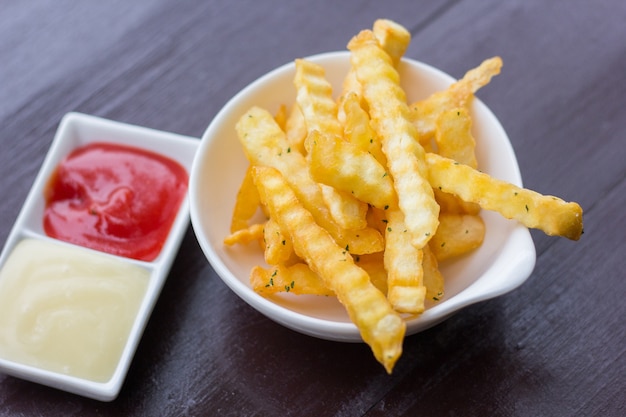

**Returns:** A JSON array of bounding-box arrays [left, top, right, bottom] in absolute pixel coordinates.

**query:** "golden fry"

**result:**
[[348, 29, 439, 249], [340, 91, 387, 166], [339, 70, 364, 114], [339, 17, 409, 131], [224, 223, 265, 246], [433, 188, 480, 215], [250, 263, 334, 296], [252, 165, 405, 373], [366, 206, 388, 235], [429, 213, 485, 262], [337, 17, 410, 110], [285, 104, 307, 155], [410, 56, 502, 142], [319, 184, 368, 230], [308, 129, 395, 210], [384, 208, 426, 314], [426, 153, 584, 240], [263, 217, 295, 265], [373, 18, 411, 68], [435, 107, 478, 168], [274, 104, 288, 131], [230, 165, 262, 233], [433, 108, 482, 215], [422, 244, 444, 301], [294, 58, 369, 230], [235, 106, 384, 254], [320, 184, 368, 231], [353, 252, 388, 295], [294, 58, 343, 144]]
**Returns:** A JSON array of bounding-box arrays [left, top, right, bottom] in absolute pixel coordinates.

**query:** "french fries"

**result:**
[[308, 129, 395, 210], [426, 153, 583, 240], [435, 107, 478, 169], [252, 166, 405, 373], [372, 18, 411, 68], [262, 217, 295, 265], [224, 223, 264, 247], [235, 106, 384, 255], [384, 208, 426, 314], [428, 213, 485, 262], [294, 59, 343, 140], [230, 165, 261, 233], [340, 91, 386, 166], [250, 263, 334, 297], [348, 29, 440, 250], [223, 19, 584, 373], [409, 56, 503, 144], [295, 58, 370, 231]]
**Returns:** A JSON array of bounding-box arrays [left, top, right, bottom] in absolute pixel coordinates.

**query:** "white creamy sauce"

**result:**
[[0, 239, 150, 382]]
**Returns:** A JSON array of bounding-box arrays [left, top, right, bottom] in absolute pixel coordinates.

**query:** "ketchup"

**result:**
[[43, 142, 188, 261]]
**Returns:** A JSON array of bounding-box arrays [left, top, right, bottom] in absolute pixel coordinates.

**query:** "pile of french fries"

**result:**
[[223, 20, 583, 373]]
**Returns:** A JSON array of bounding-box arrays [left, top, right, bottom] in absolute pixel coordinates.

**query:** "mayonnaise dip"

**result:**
[[0, 239, 150, 382]]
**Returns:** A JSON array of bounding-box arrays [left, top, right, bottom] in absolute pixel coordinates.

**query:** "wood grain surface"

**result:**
[[1, 1, 624, 416]]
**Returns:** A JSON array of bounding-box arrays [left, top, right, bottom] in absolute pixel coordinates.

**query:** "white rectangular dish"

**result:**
[[0, 112, 198, 401]]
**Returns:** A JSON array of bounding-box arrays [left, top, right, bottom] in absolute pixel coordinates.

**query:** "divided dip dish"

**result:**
[[189, 51, 537, 342], [0, 112, 198, 401]]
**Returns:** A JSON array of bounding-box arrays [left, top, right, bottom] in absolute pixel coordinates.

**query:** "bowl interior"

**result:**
[[189, 51, 536, 342]]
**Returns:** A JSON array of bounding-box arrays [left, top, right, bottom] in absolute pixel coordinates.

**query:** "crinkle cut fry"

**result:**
[[307, 129, 396, 210], [338, 18, 410, 112], [250, 263, 334, 296], [410, 56, 503, 141], [263, 217, 295, 265], [425, 153, 584, 240], [372, 18, 411, 67], [252, 165, 405, 373], [230, 164, 262, 233], [348, 29, 439, 249], [223, 222, 264, 246], [235, 106, 384, 254], [294, 59, 370, 231], [294, 58, 343, 140], [340, 91, 387, 166], [384, 208, 426, 314]]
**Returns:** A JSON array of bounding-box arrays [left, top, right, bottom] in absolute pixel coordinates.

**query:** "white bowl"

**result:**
[[189, 51, 536, 342], [0, 112, 198, 401]]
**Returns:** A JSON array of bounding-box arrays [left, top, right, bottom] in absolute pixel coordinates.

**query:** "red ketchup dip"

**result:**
[[44, 142, 188, 261]]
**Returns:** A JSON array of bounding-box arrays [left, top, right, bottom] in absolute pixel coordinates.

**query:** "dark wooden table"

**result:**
[[1, 1, 624, 416]]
